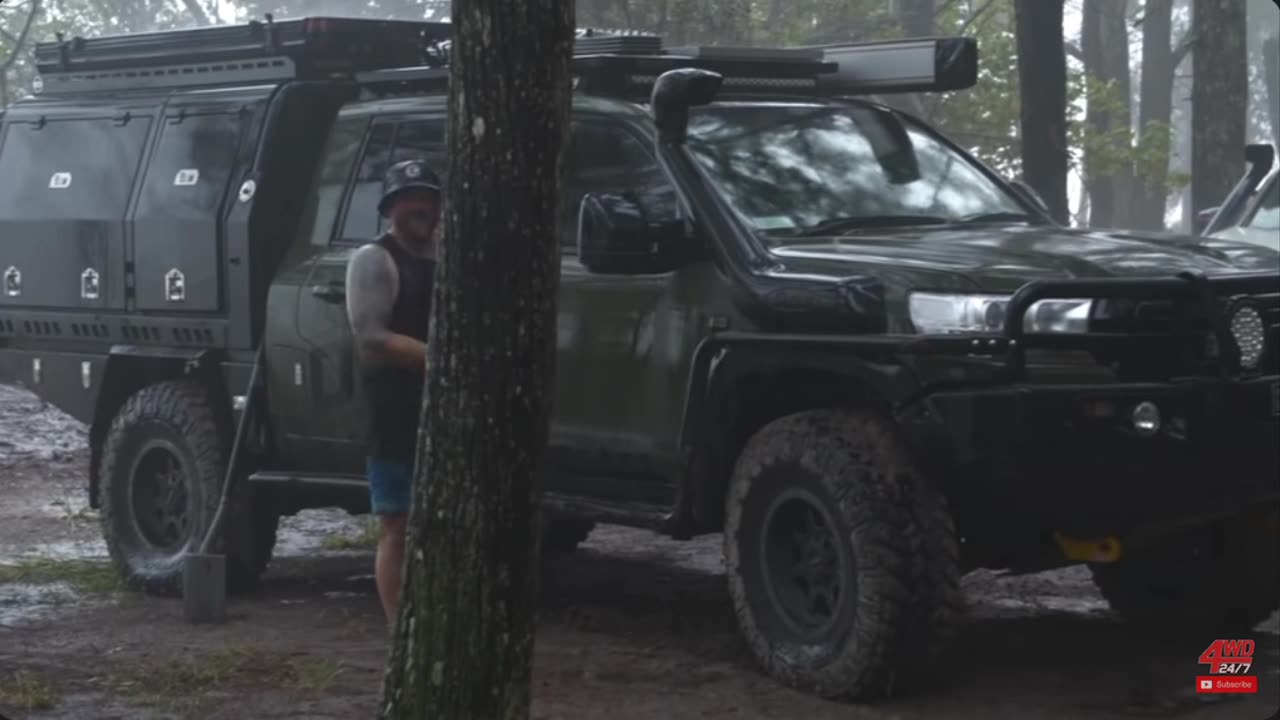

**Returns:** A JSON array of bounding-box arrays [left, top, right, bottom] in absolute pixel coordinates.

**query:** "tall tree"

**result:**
[[1081, 0, 1136, 228], [1013, 0, 1070, 224], [1129, 0, 1189, 231], [378, 0, 574, 718], [1190, 0, 1248, 218]]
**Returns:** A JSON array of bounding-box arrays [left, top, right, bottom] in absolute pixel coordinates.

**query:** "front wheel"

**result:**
[[723, 410, 960, 701], [98, 380, 276, 596]]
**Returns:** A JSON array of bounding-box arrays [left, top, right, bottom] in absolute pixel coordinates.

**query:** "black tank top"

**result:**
[[361, 233, 436, 462]]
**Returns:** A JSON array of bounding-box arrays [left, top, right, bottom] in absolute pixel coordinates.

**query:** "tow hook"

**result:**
[[1054, 532, 1123, 563]]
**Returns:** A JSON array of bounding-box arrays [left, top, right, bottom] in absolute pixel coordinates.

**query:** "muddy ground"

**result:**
[[1, 383, 1278, 720]]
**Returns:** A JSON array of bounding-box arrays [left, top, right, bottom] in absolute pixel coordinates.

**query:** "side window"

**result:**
[[1244, 177, 1279, 231], [337, 121, 395, 244], [300, 117, 366, 247], [379, 118, 448, 234], [563, 119, 678, 249]]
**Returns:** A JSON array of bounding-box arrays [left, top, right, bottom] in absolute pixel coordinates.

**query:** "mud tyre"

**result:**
[[723, 409, 961, 701], [99, 380, 276, 596], [541, 512, 595, 553], [1090, 509, 1280, 633]]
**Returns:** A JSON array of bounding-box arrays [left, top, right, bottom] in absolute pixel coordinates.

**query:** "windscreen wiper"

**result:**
[[953, 211, 1036, 225], [794, 214, 950, 237]]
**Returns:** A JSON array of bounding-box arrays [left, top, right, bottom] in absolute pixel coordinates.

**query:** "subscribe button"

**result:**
[[1195, 675, 1259, 694]]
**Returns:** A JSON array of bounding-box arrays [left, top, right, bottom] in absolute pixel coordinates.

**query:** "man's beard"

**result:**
[[399, 212, 436, 243]]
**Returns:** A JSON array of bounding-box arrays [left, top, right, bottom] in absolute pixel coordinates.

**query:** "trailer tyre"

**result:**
[[1090, 509, 1280, 633], [99, 380, 275, 596], [723, 409, 959, 701]]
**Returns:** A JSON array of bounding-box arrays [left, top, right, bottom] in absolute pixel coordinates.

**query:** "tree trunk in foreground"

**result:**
[[378, 1, 574, 718], [1190, 0, 1248, 219], [1013, 0, 1071, 225]]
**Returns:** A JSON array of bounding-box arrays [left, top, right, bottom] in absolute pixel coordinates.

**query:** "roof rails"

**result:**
[[32, 16, 451, 95], [30, 17, 979, 102], [357, 36, 978, 101]]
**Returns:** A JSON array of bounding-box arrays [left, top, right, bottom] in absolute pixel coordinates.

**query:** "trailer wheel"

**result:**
[[723, 409, 959, 701], [1091, 508, 1280, 633], [99, 380, 274, 596]]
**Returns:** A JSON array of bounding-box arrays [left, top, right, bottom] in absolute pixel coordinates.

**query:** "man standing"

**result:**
[[345, 158, 441, 624]]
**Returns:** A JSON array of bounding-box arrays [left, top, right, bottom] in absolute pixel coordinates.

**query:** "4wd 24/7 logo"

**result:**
[[1196, 639, 1259, 694]]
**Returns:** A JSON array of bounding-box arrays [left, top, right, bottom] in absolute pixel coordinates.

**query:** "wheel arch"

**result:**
[[675, 333, 923, 534], [88, 347, 231, 508]]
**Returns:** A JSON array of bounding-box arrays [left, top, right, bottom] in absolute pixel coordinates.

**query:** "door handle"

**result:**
[[310, 283, 346, 302]]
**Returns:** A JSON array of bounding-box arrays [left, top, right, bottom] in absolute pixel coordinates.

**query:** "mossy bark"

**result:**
[[378, 1, 575, 718]]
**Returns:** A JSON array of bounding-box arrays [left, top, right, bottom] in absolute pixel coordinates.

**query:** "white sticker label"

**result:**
[[174, 169, 200, 186], [49, 172, 72, 189]]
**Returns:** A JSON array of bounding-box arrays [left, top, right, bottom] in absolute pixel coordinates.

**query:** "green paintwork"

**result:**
[[260, 88, 1279, 507]]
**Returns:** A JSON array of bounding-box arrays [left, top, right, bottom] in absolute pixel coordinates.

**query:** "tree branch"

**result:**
[[0, 26, 17, 44], [957, 0, 999, 35], [1171, 30, 1194, 67], [2, 0, 42, 73], [175, 0, 212, 26]]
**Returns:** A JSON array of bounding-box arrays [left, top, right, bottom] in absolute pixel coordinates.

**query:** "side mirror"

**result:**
[[577, 192, 688, 274], [651, 68, 724, 145], [1011, 179, 1049, 214]]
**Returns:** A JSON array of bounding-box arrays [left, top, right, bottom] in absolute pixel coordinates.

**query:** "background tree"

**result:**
[[1080, 0, 1135, 228], [377, 0, 574, 718], [1, 0, 43, 107], [1190, 0, 1247, 218], [1013, 0, 1070, 223], [1128, 0, 1189, 230]]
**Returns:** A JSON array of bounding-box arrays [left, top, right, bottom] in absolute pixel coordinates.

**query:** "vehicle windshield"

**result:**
[[1242, 175, 1279, 231], [685, 102, 1029, 240]]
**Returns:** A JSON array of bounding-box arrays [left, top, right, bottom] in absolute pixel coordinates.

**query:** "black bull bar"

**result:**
[[885, 269, 1280, 381]]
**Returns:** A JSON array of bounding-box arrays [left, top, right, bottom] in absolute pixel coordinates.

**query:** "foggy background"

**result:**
[[2, 0, 1278, 233]]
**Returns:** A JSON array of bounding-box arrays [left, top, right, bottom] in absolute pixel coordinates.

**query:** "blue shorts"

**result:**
[[367, 457, 413, 516]]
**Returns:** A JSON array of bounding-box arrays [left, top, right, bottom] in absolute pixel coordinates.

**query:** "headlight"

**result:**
[[908, 292, 1093, 334]]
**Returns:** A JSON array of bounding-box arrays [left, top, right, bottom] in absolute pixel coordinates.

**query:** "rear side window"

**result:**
[[338, 121, 394, 243], [302, 117, 367, 247], [0, 117, 151, 218]]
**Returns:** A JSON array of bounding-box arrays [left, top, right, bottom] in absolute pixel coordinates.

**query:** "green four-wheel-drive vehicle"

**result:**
[[1, 18, 1277, 701]]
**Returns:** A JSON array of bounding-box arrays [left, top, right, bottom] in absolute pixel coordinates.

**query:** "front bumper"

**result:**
[[905, 374, 1280, 543]]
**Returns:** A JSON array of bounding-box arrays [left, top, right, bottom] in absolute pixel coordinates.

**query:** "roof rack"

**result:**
[[32, 16, 451, 95], [356, 37, 977, 101]]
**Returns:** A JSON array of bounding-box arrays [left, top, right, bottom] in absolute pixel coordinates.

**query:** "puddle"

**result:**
[[0, 581, 85, 627], [0, 384, 88, 464], [275, 508, 368, 557], [15, 539, 109, 561], [583, 527, 726, 575]]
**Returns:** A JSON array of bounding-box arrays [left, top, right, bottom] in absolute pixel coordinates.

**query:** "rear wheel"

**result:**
[[1090, 509, 1280, 633], [723, 410, 960, 701], [99, 380, 276, 596]]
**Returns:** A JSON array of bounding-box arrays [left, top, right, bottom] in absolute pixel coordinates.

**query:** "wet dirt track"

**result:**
[[2, 383, 1278, 719]]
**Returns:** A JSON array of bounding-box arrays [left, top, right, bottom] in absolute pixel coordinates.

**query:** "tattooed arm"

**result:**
[[345, 244, 427, 372]]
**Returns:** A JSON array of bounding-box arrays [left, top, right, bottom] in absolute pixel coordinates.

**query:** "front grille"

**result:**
[[1089, 291, 1280, 380]]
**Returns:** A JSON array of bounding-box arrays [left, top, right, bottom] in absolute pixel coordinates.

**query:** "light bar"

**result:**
[[813, 37, 978, 95]]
